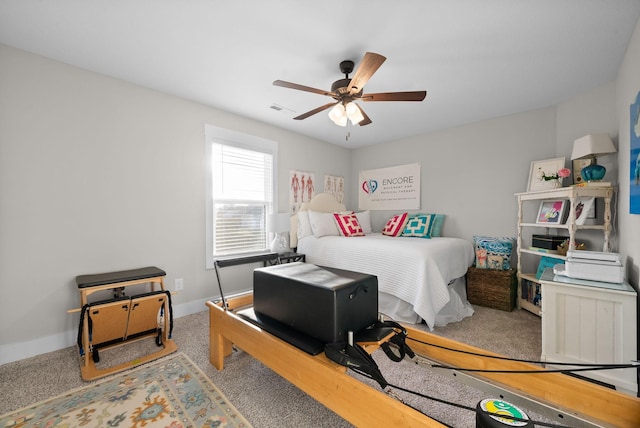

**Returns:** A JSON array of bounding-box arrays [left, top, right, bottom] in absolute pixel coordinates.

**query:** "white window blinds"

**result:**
[[211, 142, 273, 256]]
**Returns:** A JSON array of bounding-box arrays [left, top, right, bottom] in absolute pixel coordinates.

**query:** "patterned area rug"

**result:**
[[0, 353, 252, 427]]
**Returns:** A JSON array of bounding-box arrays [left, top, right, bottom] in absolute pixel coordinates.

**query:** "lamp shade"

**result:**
[[571, 134, 617, 182], [269, 213, 290, 233], [571, 134, 616, 160]]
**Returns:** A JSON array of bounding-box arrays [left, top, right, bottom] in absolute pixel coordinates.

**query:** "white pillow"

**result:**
[[355, 210, 372, 234], [297, 210, 312, 239], [308, 210, 340, 237]]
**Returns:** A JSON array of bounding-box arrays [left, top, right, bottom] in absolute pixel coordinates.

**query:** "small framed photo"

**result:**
[[572, 158, 593, 185], [528, 157, 566, 191], [536, 256, 563, 279], [575, 197, 596, 225], [536, 200, 567, 224]]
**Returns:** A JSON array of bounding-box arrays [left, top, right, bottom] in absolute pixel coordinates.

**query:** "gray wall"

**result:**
[[350, 107, 557, 239], [0, 44, 351, 363]]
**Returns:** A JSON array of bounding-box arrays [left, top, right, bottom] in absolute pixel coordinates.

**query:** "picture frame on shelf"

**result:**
[[536, 256, 564, 279], [527, 157, 566, 191], [574, 197, 596, 225], [572, 158, 593, 185], [536, 200, 567, 224]]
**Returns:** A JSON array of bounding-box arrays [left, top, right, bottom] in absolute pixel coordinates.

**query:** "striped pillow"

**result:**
[[382, 212, 409, 237], [333, 213, 365, 237]]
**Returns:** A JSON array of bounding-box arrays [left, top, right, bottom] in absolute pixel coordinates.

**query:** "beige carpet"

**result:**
[[0, 305, 545, 427]]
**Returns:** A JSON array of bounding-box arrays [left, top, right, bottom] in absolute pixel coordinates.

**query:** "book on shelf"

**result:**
[[521, 278, 541, 307], [572, 181, 611, 188], [528, 246, 559, 254]]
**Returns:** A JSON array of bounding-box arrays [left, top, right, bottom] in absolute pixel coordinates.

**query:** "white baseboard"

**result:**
[[0, 297, 212, 366]]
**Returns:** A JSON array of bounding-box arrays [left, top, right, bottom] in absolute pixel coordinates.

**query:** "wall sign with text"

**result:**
[[358, 163, 421, 210]]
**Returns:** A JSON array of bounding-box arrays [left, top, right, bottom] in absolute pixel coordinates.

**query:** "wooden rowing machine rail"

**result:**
[[207, 294, 640, 427]]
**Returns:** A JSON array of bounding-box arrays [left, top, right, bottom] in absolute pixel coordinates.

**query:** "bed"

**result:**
[[290, 193, 475, 329]]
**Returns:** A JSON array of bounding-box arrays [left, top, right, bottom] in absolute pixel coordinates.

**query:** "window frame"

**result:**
[[205, 125, 278, 269]]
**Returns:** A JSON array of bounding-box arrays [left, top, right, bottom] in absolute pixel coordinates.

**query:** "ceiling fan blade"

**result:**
[[273, 80, 335, 97], [347, 52, 386, 95], [293, 102, 338, 120], [355, 104, 372, 126], [361, 91, 427, 102]]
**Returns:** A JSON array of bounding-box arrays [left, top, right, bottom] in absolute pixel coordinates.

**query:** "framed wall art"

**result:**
[[324, 174, 344, 204], [536, 200, 567, 224], [574, 197, 595, 225], [527, 157, 566, 191], [630, 90, 640, 214], [290, 170, 315, 214]]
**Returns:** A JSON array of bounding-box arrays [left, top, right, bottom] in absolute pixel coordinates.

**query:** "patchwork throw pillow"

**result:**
[[308, 210, 340, 237], [382, 212, 409, 237], [473, 235, 514, 270], [333, 213, 365, 237], [402, 214, 435, 238]]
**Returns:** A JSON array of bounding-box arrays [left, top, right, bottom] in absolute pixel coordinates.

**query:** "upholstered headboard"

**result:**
[[290, 192, 346, 248]]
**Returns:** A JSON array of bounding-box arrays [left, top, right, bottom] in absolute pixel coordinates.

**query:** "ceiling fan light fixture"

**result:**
[[328, 103, 348, 126], [345, 102, 364, 125]]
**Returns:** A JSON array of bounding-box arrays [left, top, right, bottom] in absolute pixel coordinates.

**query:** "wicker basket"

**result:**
[[466, 267, 517, 311]]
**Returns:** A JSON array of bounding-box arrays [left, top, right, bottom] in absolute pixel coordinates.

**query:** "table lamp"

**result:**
[[570, 134, 617, 182], [269, 213, 291, 254]]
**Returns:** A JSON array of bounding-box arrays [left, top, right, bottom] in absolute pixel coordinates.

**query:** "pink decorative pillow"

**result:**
[[333, 213, 365, 237], [382, 212, 409, 237]]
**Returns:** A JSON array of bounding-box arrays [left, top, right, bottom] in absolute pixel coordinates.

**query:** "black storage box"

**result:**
[[531, 234, 567, 250], [253, 262, 378, 344]]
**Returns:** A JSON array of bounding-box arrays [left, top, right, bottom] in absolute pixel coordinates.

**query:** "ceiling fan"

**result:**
[[273, 52, 427, 127]]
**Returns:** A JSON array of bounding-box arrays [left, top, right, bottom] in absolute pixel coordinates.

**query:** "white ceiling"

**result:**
[[1, 1, 639, 148]]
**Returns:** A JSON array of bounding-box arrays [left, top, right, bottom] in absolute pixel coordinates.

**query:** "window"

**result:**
[[205, 125, 277, 268]]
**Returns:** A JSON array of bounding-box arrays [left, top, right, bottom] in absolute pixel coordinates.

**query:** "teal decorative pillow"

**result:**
[[408, 213, 445, 237], [473, 236, 514, 270], [402, 214, 435, 238], [430, 214, 445, 237]]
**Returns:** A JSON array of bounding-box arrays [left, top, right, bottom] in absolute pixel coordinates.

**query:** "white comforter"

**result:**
[[297, 233, 475, 329]]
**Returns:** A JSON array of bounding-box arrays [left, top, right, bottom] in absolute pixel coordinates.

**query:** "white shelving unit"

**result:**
[[515, 186, 615, 315]]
